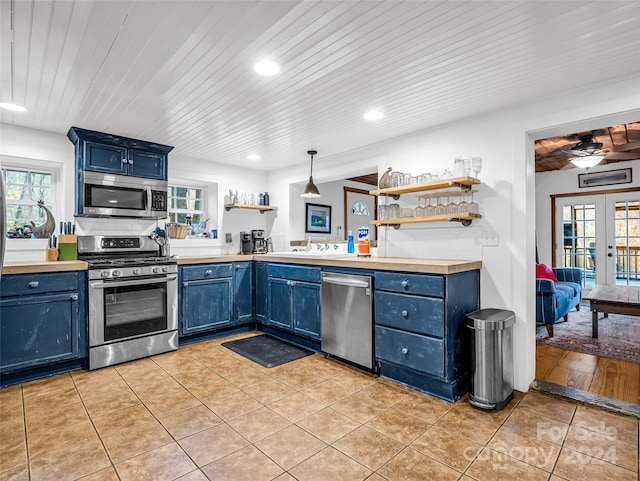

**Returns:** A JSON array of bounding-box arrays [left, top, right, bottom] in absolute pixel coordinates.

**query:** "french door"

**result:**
[[555, 191, 640, 288]]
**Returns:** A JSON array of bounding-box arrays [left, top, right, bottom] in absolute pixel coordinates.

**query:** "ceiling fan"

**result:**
[[561, 133, 607, 157]]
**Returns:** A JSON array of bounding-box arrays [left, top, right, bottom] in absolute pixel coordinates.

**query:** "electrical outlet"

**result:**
[[225, 233, 233, 243], [481, 230, 499, 246]]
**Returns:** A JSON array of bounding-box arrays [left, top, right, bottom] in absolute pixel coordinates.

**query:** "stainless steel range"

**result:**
[[78, 235, 178, 370]]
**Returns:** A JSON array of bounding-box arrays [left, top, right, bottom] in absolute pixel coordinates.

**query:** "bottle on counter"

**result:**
[[263, 192, 270, 206], [357, 226, 370, 257], [347, 231, 354, 253]]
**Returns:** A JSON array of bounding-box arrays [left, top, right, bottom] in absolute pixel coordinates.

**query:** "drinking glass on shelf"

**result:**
[[453, 157, 465, 177], [458, 192, 469, 213], [415, 196, 426, 217], [419, 173, 432, 183], [391, 171, 401, 187], [425, 196, 436, 216], [472, 157, 482, 178], [403, 173, 411, 185], [401, 207, 414, 218], [441, 168, 453, 179], [435, 196, 446, 216], [446, 193, 458, 215], [378, 205, 388, 220], [464, 158, 472, 176], [389, 203, 400, 219], [468, 191, 479, 214]]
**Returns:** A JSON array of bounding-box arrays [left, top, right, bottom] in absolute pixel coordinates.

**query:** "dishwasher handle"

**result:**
[[322, 275, 370, 288]]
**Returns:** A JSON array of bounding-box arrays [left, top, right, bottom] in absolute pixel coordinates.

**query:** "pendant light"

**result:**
[[300, 150, 321, 198]]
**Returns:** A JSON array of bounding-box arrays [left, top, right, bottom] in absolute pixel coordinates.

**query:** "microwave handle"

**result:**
[[146, 186, 152, 214]]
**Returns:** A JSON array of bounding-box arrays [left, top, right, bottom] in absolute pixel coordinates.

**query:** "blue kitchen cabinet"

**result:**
[[374, 269, 479, 402], [67, 126, 172, 180], [179, 264, 233, 335], [267, 263, 321, 340], [234, 262, 253, 325], [254, 262, 268, 323], [0, 271, 87, 384]]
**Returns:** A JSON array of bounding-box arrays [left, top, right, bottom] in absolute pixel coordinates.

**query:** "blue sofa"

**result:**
[[536, 267, 582, 337]]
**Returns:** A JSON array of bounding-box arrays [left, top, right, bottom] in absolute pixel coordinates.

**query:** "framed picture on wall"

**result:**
[[305, 203, 331, 234], [578, 168, 632, 188]]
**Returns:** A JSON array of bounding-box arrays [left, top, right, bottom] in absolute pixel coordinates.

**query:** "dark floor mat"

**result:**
[[221, 335, 313, 368]]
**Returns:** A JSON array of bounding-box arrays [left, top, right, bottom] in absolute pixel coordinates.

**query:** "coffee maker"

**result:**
[[252, 229, 267, 254], [240, 231, 253, 254]]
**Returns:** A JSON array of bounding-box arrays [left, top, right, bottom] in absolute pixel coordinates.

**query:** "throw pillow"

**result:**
[[536, 264, 558, 281]]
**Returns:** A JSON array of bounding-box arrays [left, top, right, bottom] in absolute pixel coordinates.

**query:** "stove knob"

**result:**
[[100, 271, 109, 278], [152, 267, 161, 274], [133, 268, 142, 275], [112, 270, 122, 277], [162, 266, 169, 273]]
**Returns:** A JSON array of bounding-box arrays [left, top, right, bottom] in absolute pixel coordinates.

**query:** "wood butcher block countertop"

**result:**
[[2, 260, 88, 275], [176, 254, 481, 274], [2, 256, 481, 275]]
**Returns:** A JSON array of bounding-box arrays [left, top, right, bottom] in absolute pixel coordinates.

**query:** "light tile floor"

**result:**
[[1, 331, 638, 481]]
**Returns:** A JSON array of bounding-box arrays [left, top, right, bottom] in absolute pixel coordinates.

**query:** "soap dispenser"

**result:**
[[347, 230, 354, 253]]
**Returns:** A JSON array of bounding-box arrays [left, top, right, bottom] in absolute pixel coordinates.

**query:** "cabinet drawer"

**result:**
[[375, 291, 444, 338], [181, 264, 233, 281], [1, 272, 79, 297], [375, 326, 444, 378], [267, 263, 321, 283], [375, 271, 444, 297]]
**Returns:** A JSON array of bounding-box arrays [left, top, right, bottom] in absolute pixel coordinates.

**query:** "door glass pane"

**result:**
[[561, 203, 596, 288], [614, 200, 640, 286]]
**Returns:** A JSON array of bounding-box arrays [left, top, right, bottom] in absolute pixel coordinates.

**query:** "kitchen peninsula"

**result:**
[[1, 255, 480, 401]]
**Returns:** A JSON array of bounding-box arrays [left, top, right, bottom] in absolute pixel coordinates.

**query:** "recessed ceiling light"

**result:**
[[364, 110, 384, 120], [247, 154, 261, 161], [253, 60, 280, 76], [0, 102, 27, 112]]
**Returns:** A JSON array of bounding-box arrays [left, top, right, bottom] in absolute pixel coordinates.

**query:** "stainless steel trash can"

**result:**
[[466, 308, 515, 410]]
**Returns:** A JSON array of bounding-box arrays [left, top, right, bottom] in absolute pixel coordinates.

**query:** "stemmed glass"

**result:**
[[446, 193, 457, 215], [415, 195, 426, 217], [468, 190, 479, 214], [458, 192, 469, 213], [472, 157, 482, 178], [435, 195, 446, 216]]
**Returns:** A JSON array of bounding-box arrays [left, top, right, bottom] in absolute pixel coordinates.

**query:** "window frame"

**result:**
[[1, 162, 58, 233], [167, 182, 207, 225]]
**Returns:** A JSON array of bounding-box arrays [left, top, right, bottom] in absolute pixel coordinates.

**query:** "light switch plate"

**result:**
[[481, 230, 499, 246]]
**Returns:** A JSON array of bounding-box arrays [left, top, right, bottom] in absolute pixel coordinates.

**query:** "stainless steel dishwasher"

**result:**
[[321, 272, 373, 370]]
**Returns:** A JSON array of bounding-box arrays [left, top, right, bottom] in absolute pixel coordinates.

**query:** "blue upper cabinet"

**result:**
[[67, 126, 173, 180]]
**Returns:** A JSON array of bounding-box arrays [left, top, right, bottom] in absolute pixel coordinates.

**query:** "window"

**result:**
[[167, 185, 205, 224], [2, 168, 54, 231], [351, 201, 369, 216]]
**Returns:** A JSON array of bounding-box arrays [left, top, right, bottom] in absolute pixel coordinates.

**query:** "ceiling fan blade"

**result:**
[[605, 152, 640, 160]]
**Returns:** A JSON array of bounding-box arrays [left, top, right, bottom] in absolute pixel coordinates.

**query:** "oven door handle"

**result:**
[[146, 186, 153, 216], [90, 275, 177, 289]]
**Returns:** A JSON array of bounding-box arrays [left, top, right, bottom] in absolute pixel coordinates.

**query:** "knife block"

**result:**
[[46, 248, 59, 262], [58, 235, 78, 261]]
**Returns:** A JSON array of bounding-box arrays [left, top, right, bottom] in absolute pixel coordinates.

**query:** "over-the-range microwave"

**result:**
[[80, 171, 168, 219]]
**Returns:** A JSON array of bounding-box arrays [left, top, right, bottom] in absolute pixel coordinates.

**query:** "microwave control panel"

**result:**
[[151, 190, 167, 212]]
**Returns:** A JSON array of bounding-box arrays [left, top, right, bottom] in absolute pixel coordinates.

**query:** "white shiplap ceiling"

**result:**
[[1, 0, 639, 171]]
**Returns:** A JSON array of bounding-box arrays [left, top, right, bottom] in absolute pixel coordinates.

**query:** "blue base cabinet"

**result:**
[[0, 271, 87, 385], [179, 262, 255, 340], [179, 264, 233, 336], [234, 262, 253, 325], [374, 269, 479, 402], [267, 263, 321, 341], [255, 262, 268, 323]]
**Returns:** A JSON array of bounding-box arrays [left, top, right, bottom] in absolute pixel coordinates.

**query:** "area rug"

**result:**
[[536, 308, 640, 363], [222, 335, 313, 368]]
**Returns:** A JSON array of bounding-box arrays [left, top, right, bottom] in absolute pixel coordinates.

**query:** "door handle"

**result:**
[[607, 253, 613, 257]]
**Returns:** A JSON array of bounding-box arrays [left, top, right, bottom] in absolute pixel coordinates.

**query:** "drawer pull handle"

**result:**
[[70, 294, 78, 301], [401, 347, 409, 355], [128, 159, 134, 164], [29, 281, 39, 288], [401, 280, 409, 288], [121, 158, 128, 164], [205, 270, 212, 275], [401, 310, 408, 317]]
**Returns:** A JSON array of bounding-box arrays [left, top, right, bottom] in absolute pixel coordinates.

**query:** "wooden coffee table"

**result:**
[[583, 285, 640, 338]]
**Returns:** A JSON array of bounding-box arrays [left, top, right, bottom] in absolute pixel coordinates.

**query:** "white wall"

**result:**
[[267, 77, 640, 392], [536, 159, 640, 266], [0, 124, 270, 260]]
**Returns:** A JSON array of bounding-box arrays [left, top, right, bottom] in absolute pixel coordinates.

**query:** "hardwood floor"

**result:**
[[536, 344, 640, 405]]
